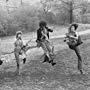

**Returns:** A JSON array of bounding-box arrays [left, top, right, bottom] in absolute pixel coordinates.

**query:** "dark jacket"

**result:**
[[36, 27, 53, 41]]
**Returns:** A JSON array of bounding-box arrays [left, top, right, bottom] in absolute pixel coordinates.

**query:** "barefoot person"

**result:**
[[36, 21, 56, 66], [64, 23, 83, 74]]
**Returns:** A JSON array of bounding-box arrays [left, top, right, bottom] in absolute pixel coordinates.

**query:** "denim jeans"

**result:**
[[69, 45, 82, 70]]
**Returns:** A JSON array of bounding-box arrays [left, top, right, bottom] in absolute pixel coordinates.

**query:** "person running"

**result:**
[[36, 21, 56, 66], [64, 23, 83, 74]]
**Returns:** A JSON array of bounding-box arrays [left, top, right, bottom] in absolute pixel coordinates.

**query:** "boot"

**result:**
[[78, 62, 83, 74], [23, 58, 26, 64], [42, 55, 49, 63], [79, 69, 83, 74], [0, 59, 3, 65], [49, 60, 56, 66]]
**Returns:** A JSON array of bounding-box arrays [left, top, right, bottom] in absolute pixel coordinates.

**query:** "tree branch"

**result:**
[[59, 0, 70, 5]]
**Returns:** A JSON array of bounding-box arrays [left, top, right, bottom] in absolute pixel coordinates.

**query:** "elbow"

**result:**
[[48, 28, 53, 32]]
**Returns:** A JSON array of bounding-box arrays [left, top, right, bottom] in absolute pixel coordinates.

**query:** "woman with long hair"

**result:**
[[64, 23, 83, 74]]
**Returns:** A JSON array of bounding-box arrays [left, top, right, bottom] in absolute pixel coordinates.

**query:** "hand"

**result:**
[[64, 39, 66, 42]]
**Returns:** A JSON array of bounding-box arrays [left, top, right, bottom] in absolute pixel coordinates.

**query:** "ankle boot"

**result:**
[[49, 60, 56, 66], [42, 55, 49, 63], [0, 59, 3, 65], [79, 69, 83, 74], [23, 58, 26, 64]]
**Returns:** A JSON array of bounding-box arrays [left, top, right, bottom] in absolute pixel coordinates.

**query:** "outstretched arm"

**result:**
[[46, 27, 53, 32]]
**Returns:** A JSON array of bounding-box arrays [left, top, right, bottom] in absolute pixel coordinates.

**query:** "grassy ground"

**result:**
[[0, 26, 90, 90]]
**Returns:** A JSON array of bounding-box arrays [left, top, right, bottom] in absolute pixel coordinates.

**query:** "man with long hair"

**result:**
[[36, 21, 56, 66]]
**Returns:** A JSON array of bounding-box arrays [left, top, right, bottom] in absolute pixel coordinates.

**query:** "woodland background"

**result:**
[[0, 0, 90, 36]]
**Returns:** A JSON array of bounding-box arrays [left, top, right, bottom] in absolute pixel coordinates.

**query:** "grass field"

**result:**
[[0, 26, 90, 90]]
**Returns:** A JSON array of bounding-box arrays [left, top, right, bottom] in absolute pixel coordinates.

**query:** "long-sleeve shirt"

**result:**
[[37, 27, 53, 41]]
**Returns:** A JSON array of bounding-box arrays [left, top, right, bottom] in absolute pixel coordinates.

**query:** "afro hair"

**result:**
[[39, 21, 47, 27]]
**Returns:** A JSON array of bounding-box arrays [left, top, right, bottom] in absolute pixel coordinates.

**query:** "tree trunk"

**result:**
[[69, 1, 73, 24]]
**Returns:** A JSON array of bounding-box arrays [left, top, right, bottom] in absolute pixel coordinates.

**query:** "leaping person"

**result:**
[[36, 21, 56, 66]]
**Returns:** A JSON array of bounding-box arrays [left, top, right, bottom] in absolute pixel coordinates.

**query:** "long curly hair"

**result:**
[[68, 23, 78, 32], [39, 21, 47, 27]]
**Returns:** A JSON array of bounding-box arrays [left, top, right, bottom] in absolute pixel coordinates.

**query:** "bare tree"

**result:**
[[40, 0, 53, 14], [40, 0, 88, 24], [21, 0, 23, 5], [59, 0, 88, 23]]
